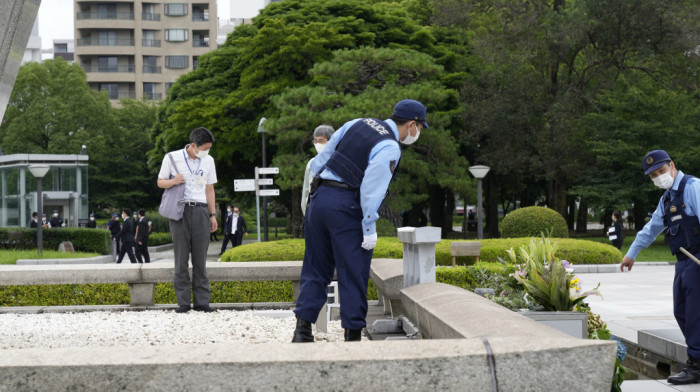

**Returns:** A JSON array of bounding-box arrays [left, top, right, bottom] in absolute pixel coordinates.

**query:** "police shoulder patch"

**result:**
[[670, 205, 677, 213]]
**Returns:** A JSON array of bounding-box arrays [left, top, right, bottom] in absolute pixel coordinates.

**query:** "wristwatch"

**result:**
[[209, 213, 216, 217]]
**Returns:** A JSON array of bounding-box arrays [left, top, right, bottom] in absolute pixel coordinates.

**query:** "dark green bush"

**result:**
[[146, 211, 171, 234], [501, 206, 569, 238], [0, 227, 110, 254], [223, 237, 620, 265], [149, 232, 172, 246]]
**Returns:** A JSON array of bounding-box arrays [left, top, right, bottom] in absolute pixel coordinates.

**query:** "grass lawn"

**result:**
[[0, 250, 100, 265], [585, 236, 674, 262]]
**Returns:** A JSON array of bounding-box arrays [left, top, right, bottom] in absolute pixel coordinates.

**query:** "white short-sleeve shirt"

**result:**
[[158, 145, 217, 203]]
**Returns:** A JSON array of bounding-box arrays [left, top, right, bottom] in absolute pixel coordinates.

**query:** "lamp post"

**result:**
[[28, 164, 50, 254], [257, 117, 269, 242], [468, 165, 490, 240]]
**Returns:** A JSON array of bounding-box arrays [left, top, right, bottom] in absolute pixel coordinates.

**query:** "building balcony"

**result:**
[[142, 39, 161, 47], [77, 38, 135, 47], [107, 91, 136, 100], [192, 13, 209, 21], [142, 66, 161, 74], [141, 13, 161, 21], [143, 92, 163, 100], [76, 12, 134, 20], [82, 65, 135, 73], [192, 39, 209, 48]]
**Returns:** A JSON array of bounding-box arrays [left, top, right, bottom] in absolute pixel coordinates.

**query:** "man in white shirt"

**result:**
[[157, 127, 218, 313]]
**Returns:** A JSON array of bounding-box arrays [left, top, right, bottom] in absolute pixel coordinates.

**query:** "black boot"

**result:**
[[344, 328, 362, 342], [291, 316, 314, 343], [668, 358, 700, 385]]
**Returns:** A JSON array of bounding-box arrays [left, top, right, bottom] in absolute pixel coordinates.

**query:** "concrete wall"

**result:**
[[0, 0, 42, 122]]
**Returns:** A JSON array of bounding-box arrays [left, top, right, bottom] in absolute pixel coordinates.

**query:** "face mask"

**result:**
[[194, 145, 209, 159], [90, 217, 95, 221], [233, 213, 239, 217], [401, 123, 420, 145], [652, 171, 674, 189], [53, 213, 58, 217], [227, 208, 232, 213], [314, 143, 326, 154]]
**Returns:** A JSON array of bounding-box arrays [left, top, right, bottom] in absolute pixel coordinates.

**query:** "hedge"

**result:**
[[0, 264, 514, 306], [0, 227, 110, 254], [222, 237, 621, 265], [149, 232, 173, 246], [501, 206, 569, 238]]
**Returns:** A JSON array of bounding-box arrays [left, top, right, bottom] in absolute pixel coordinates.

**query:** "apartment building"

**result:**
[[74, 1, 217, 101]]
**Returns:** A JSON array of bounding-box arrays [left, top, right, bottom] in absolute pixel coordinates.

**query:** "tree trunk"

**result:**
[[633, 199, 647, 233], [576, 197, 588, 233], [428, 185, 446, 238], [444, 191, 455, 237], [290, 187, 304, 238], [485, 177, 500, 238], [547, 179, 568, 220], [567, 195, 576, 230]]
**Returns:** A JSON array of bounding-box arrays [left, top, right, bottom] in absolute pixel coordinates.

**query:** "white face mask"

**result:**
[[233, 212, 239, 217], [401, 123, 421, 145], [652, 171, 674, 189], [53, 213, 58, 217], [227, 208, 232, 213], [194, 145, 209, 159], [90, 217, 95, 221], [314, 143, 326, 154]]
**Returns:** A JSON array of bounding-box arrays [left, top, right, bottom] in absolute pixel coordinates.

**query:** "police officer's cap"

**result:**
[[112, 213, 118, 217], [642, 150, 672, 175], [53, 209, 58, 213], [89, 213, 95, 217], [393, 99, 428, 128]]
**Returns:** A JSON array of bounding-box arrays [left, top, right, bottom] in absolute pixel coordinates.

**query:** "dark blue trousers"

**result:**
[[294, 185, 373, 330], [673, 256, 700, 360]]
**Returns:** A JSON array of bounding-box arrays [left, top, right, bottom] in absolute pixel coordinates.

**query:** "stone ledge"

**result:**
[[638, 328, 687, 364], [16, 255, 114, 265], [0, 338, 614, 392]]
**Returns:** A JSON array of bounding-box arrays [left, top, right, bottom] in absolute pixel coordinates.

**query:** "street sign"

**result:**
[[258, 178, 273, 186], [234, 179, 255, 192], [259, 189, 280, 197], [258, 167, 279, 175]]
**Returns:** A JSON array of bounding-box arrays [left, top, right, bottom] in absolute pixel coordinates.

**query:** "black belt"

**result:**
[[184, 201, 208, 207], [320, 179, 356, 191]]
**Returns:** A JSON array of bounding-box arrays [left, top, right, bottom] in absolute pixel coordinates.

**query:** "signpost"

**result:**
[[233, 167, 279, 242]]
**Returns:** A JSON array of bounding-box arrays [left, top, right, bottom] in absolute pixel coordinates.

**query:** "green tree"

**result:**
[[266, 47, 470, 236]]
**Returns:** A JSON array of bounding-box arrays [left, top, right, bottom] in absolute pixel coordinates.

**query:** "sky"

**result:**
[[37, 0, 266, 49]]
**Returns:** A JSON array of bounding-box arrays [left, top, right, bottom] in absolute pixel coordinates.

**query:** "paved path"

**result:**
[[584, 264, 700, 391]]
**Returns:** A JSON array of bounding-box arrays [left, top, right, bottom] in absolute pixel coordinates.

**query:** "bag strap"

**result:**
[[167, 153, 180, 177]]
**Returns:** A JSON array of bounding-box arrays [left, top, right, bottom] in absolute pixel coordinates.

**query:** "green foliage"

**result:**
[[0, 227, 110, 254], [501, 207, 569, 238], [223, 237, 620, 265], [0, 250, 99, 265], [148, 232, 172, 246], [146, 211, 170, 234]]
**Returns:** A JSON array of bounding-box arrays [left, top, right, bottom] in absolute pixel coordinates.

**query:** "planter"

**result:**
[[518, 310, 588, 339]]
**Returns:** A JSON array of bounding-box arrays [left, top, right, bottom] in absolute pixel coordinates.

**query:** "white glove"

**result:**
[[361, 233, 378, 250]]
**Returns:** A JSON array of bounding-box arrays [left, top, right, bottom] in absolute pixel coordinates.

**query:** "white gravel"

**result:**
[[0, 310, 353, 350]]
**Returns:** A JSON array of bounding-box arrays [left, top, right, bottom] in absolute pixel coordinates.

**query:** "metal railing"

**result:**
[[77, 38, 135, 47], [192, 13, 209, 21], [142, 39, 161, 47], [141, 12, 160, 21], [82, 65, 135, 73], [192, 39, 209, 47], [76, 12, 134, 20], [104, 91, 136, 100], [143, 92, 162, 100], [142, 66, 161, 74]]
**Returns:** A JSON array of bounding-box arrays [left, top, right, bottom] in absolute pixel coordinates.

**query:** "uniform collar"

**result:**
[[384, 119, 400, 141], [672, 170, 685, 192]]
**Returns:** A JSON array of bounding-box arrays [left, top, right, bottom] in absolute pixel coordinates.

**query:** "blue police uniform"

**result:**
[[294, 118, 402, 331]]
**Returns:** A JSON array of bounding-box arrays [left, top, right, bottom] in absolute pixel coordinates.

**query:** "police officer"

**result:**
[[292, 99, 427, 343], [49, 210, 63, 228], [621, 150, 700, 385], [86, 213, 97, 228], [107, 213, 121, 254]]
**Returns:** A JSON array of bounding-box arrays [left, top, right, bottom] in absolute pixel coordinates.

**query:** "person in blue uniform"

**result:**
[[621, 150, 700, 385], [107, 213, 121, 255], [292, 99, 428, 343]]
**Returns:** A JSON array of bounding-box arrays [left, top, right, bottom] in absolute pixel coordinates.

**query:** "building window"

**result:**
[[99, 83, 119, 100], [165, 82, 175, 93], [165, 55, 188, 69], [193, 56, 199, 70], [98, 56, 118, 72], [164, 3, 188, 16], [142, 30, 160, 47], [143, 83, 160, 100], [164, 29, 188, 42], [54, 43, 68, 53], [97, 3, 117, 19], [143, 56, 160, 73]]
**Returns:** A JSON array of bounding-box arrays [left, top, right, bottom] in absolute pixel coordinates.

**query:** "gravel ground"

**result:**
[[0, 310, 352, 350]]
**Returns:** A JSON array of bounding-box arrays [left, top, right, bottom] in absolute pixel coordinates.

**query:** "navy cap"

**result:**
[[642, 150, 672, 175], [89, 213, 94, 217], [42, 213, 46, 217], [112, 213, 118, 217], [392, 99, 428, 128], [53, 209, 58, 213]]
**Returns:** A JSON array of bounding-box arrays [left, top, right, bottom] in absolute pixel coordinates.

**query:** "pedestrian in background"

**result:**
[[608, 211, 624, 250], [30, 212, 38, 228], [49, 210, 63, 228], [107, 213, 121, 255], [134, 209, 151, 263], [86, 213, 97, 228], [115, 208, 137, 264], [301, 125, 334, 216], [621, 150, 700, 385], [292, 99, 428, 343], [157, 127, 218, 313]]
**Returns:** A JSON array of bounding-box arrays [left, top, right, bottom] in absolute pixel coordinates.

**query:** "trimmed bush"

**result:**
[[146, 211, 171, 234], [501, 206, 569, 238], [223, 237, 620, 265], [149, 232, 172, 246], [0, 227, 110, 254]]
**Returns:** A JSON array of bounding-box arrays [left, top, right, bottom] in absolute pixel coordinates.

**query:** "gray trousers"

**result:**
[[170, 204, 211, 307]]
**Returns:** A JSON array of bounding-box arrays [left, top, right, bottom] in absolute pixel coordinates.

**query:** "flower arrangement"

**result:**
[[505, 237, 601, 311]]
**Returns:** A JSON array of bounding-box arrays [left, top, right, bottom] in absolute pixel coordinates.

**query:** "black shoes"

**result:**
[[291, 316, 314, 343], [668, 358, 700, 384], [175, 305, 190, 313], [193, 305, 216, 313], [344, 328, 362, 342]]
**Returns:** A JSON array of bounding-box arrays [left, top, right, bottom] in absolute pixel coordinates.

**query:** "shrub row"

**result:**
[[148, 232, 173, 247], [0, 227, 110, 254], [0, 263, 510, 306], [222, 237, 621, 265]]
